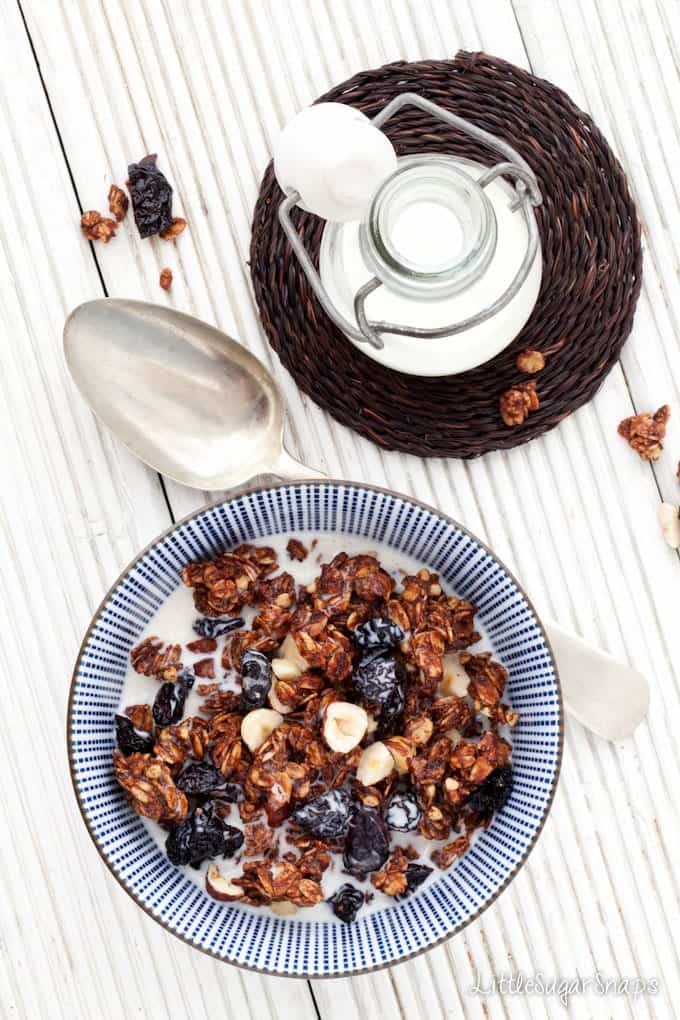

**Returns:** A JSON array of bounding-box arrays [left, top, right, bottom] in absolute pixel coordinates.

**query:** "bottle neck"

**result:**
[[359, 155, 498, 300]]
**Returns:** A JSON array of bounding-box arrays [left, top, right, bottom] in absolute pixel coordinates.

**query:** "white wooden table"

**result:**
[[2, 2, 679, 1017]]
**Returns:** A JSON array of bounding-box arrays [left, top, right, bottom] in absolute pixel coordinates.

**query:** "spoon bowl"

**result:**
[[63, 299, 312, 489]]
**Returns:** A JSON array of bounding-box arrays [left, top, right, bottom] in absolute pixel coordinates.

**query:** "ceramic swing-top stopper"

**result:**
[[274, 103, 397, 222]]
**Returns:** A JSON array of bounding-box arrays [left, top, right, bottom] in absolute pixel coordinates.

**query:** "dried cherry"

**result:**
[[352, 653, 404, 735], [292, 788, 353, 840], [328, 883, 364, 924], [397, 863, 432, 899], [343, 803, 389, 879], [127, 154, 173, 238], [193, 616, 245, 639], [114, 714, 154, 756], [176, 762, 225, 797], [239, 649, 272, 710], [465, 765, 513, 821], [165, 802, 243, 868], [352, 617, 405, 658], [152, 669, 194, 727], [385, 790, 421, 833]]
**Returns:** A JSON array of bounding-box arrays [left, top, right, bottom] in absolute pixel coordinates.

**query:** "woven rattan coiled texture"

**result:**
[[250, 52, 642, 458]]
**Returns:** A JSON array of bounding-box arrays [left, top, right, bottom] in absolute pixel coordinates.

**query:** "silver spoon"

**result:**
[[63, 298, 649, 741], [63, 298, 321, 489]]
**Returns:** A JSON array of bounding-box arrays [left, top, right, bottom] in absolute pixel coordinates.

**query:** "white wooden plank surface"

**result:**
[[2, 0, 679, 1017]]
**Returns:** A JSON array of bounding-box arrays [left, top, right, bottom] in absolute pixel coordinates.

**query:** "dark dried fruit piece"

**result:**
[[114, 714, 154, 756], [396, 863, 433, 899], [465, 765, 513, 821], [329, 883, 364, 924], [193, 615, 245, 639], [352, 653, 405, 735], [176, 761, 226, 797], [343, 803, 389, 879], [127, 153, 174, 238], [385, 790, 421, 833], [165, 802, 244, 868], [152, 669, 195, 727], [352, 617, 405, 656], [292, 788, 353, 840], [239, 649, 272, 710]]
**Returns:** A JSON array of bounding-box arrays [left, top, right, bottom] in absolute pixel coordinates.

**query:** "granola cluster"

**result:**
[[113, 540, 517, 923], [618, 405, 670, 461]]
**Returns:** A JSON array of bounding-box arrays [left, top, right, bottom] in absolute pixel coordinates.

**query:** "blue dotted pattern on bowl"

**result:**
[[69, 482, 562, 976]]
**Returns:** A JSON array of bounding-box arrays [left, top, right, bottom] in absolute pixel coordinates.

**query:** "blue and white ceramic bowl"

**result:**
[[68, 481, 563, 977]]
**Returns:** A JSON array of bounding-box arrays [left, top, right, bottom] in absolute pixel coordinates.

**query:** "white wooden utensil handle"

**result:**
[[544, 620, 648, 741]]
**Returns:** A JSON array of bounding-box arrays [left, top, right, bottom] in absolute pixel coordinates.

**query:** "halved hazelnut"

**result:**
[[241, 708, 284, 752], [275, 633, 309, 680], [206, 864, 244, 901], [271, 657, 300, 681], [356, 741, 395, 786], [440, 652, 470, 697], [323, 701, 368, 753], [658, 503, 680, 549]]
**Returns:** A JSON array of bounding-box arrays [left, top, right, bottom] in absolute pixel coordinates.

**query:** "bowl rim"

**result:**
[[67, 478, 564, 978]]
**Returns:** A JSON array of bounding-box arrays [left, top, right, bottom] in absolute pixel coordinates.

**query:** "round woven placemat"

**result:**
[[250, 51, 642, 458]]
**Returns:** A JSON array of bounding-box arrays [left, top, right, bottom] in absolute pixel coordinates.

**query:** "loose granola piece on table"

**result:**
[[499, 380, 539, 426], [618, 405, 670, 461], [159, 216, 187, 240], [81, 210, 117, 242], [516, 349, 545, 373], [107, 184, 129, 221]]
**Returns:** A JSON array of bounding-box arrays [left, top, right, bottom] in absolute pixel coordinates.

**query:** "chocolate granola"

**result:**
[[113, 538, 517, 923]]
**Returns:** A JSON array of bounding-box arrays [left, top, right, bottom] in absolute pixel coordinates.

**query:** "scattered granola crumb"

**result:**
[[286, 538, 308, 562], [499, 381, 539, 426], [160, 216, 187, 240], [516, 349, 545, 374], [618, 405, 670, 461], [658, 503, 680, 549], [108, 184, 129, 222], [81, 210, 117, 243], [676, 461, 680, 482], [159, 267, 173, 290]]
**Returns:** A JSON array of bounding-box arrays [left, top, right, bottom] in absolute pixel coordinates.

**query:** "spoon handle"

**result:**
[[270, 446, 326, 481], [544, 620, 649, 741]]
